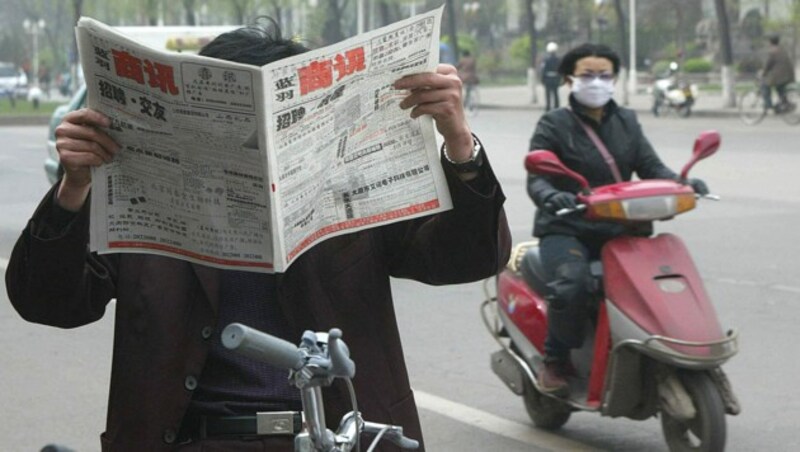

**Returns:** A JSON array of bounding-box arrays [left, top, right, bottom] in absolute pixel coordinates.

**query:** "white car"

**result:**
[[0, 62, 28, 99]]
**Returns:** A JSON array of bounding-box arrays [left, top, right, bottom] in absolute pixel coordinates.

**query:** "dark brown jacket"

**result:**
[[763, 44, 796, 86], [6, 155, 510, 451]]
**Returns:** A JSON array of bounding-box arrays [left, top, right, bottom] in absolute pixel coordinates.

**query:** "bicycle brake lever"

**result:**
[[328, 328, 356, 379]]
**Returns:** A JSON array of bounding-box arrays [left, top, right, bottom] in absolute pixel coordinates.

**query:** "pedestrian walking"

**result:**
[[541, 42, 561, 111]]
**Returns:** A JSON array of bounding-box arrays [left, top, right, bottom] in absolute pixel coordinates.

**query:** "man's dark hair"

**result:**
[[768, 34, 780, 46], [199, 17, 309, 65], [558, 43, 621, 78]]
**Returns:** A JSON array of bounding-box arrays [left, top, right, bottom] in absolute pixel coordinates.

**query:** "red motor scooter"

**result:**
[[481, 131, 740, 451]]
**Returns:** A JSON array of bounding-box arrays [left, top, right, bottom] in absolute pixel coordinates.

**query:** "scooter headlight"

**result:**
[[589, 194, 696, 221]]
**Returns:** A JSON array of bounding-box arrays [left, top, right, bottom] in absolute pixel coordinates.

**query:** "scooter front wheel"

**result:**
[[521, 374, 572, 430], [660, 370, 726, 452], [677, 104, 692, 118]]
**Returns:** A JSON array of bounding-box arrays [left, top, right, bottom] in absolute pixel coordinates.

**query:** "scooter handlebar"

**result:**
[[221, 323, 305, 371], [554, 204, 587, 216]]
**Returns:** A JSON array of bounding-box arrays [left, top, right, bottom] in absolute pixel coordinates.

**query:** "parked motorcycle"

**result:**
[[481, 131, 740, 451], [652, 62, 698, 118]]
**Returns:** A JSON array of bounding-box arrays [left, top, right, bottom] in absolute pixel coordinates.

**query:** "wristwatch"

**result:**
[[443, 136, 484, 174]]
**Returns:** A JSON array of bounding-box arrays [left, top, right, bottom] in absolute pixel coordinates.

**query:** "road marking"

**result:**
[[414, 390, 598, 451], [770, 284, 800, 295], [0, 257, 7, 271], [707, 276, 800, 296]]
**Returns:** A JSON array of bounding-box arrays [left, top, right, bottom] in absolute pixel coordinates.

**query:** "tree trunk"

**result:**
[[71, 0, 83, 94], [183, 0, 197, 25], [322, 0, 345, 45], [714, 0, 736, 107], [669, 0, 685, 64], [444, 0, 459, 62], [524, 0, 538, 103]]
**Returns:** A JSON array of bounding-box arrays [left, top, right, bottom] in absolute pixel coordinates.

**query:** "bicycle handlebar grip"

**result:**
[[395, 436, 420, 449], [327, 328, 356, 378], [221, 323, 305, 371]]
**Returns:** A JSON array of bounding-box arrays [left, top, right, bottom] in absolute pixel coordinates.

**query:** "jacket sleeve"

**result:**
[[5, 184, 117, 328], [628, 111, 678, 180], [763, 50, 776, 77], [527, 113, 562, 208], [382, 140, 511, 285]]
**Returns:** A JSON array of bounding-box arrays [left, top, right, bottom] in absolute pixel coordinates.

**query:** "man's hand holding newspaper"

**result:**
[[68, 6, 469, 273], [395, 64, 474, 163]]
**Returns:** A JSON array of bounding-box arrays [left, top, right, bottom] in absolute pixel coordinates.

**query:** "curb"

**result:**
[[477, 102, 741, 119], [0, 115, 51, 126]]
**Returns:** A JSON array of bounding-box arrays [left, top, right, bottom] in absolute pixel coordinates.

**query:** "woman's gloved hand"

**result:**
[[544, 191, 578, 213], [688, 178, 710, 196]]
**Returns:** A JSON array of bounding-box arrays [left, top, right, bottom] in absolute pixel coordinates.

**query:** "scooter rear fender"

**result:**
[[496, 270, 548, 353]]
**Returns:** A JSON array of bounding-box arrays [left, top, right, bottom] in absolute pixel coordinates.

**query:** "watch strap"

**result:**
[[443, 135, 484, 174]]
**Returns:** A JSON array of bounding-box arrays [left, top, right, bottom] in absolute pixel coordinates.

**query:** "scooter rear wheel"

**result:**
[[660, 370, 726, 452], [521, 374, 572, 430]]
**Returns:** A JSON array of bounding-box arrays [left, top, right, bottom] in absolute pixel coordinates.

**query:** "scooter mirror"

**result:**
[[525, 150, 590, 190], [679, 130, 720, 180]]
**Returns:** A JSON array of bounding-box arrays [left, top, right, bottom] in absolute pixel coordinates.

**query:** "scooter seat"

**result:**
[[506, 240, 539, 273], [518, 245, 551, 298]]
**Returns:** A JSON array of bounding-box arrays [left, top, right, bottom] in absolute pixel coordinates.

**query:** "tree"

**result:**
[[183, 0, 197, 25], [322, 0, 346, 45], [523, 0, 538, 103], [714, 0, 736, 107], [444, 0, 459, 62]]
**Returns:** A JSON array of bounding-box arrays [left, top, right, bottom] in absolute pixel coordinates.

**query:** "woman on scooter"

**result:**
[[524, 43, 710, 394]]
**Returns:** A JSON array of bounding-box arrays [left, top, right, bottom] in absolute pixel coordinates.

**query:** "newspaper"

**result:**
[[76, 7, 452, 273]]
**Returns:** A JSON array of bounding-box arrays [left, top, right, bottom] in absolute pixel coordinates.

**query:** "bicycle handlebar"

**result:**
[[221, 323, 305, 371], [362, 422, 420, 449], [222, 323, 416, 451], [327, 328, 356, 379]]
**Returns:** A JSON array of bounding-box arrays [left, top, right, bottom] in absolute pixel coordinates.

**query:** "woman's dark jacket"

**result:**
[[527, 96, 677, 240]]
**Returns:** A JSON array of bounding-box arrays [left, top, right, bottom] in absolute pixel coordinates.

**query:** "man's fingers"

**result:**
[[408, 99, 460, 120], [63, 108, 111, 128], [399, 87, 460, 111], [394, 70, 461, 92], [59, 148, 108, 170], [436, 63, 458, 76], [57, 137, 115, 164], [58, 107, 119, 155]]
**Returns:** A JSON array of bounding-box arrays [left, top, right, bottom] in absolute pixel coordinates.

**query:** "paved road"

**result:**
[[2, 112, 799, 450]]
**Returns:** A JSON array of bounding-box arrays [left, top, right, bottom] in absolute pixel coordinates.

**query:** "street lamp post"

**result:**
[[628, 0, 637, 95], [23, 18, 46, 89], [463, 1, 480, 36], [357, 0, 364, 34]]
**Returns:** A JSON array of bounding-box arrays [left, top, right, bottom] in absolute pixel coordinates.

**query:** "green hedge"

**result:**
[[683, 58, 713, 73]]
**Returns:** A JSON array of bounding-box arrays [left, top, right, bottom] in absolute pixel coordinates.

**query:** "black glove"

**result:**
[[688, 178, 710, 196], [544, 191, 578, 213]]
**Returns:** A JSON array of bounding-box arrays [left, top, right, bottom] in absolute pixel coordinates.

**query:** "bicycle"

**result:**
[[738, 81, 800, 125], [222, 323, 420, 452]]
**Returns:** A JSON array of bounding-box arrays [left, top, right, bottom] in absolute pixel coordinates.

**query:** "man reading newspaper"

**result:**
[[6, 18, 510, 452]]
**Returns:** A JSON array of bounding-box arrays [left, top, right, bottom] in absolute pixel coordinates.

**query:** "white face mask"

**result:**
[[570, 76, 615, 108]]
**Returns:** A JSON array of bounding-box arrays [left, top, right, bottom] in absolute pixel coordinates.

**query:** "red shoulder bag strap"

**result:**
[[565, 107, 622, 183]]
